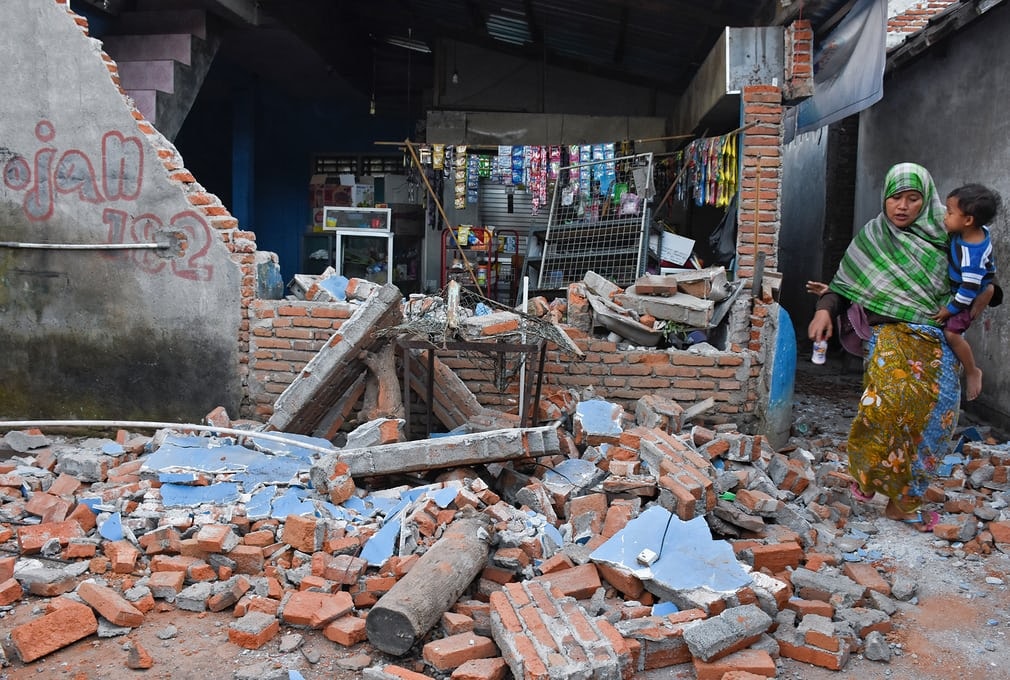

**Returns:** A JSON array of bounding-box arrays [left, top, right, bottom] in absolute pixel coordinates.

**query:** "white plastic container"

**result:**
[[811, 340, 828, 364]]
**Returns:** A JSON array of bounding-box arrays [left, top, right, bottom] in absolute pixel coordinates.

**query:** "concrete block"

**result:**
[[682, 604, 772, 662]]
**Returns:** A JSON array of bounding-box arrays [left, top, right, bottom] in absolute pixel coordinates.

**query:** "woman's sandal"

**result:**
[[898, 510, 941, 533], [849, 483, 874, 502]]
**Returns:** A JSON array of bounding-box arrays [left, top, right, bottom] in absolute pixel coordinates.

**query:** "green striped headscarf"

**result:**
[[829, 162, 949, 324]]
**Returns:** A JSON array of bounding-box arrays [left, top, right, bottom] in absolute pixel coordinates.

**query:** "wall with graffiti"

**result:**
[[0, 0, 245, 420]]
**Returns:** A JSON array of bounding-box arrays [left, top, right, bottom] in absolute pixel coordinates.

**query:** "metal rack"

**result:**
[[532, 152, 656, 292]]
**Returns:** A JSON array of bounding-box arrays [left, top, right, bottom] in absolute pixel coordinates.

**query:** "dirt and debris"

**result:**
[[2, 283, 1010, 680]]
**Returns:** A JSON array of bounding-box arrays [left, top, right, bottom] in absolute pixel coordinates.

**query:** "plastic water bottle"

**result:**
[[811, 340, 828, 364]]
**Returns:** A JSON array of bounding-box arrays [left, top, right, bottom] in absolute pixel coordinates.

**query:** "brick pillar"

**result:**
[[738, 86, 784, 290], [783, 20, 814, 102]]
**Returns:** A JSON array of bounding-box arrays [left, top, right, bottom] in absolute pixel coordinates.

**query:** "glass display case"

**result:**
[[323, 207, 393, 284], [322, 206, 391, 231]]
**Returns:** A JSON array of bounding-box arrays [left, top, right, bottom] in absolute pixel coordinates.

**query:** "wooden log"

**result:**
[[366, 514, 493, 655], [360, 341, 404, 420]]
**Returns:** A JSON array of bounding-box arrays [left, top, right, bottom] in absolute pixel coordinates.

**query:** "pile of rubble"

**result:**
[[3, 281, 1010, 680], [289, 265, 745, 350]]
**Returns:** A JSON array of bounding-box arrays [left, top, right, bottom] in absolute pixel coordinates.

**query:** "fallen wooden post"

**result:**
[[366, 514, 494, 655]]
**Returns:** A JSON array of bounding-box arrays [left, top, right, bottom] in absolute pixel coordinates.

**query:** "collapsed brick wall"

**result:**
[[247, 298, 765, 427]]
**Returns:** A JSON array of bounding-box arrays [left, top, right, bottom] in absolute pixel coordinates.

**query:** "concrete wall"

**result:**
[[856, 4, 1010, 427], [0, 0, 246, 421]]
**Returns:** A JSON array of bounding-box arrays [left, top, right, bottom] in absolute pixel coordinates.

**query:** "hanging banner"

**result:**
[[792, 0, 887, 136]]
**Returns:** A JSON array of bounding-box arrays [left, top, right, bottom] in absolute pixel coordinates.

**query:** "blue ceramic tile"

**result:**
[[98, 512, 123, 541], [161, 482, 240, 507], [590, 505, 751, 593]]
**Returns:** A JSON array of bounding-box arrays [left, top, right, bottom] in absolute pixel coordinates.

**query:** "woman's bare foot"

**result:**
[[966, 367, 983, 401]]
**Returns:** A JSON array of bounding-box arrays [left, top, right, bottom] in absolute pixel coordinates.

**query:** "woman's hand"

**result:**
[[806, 280, 830, 296], [808, 309, 833, 342]]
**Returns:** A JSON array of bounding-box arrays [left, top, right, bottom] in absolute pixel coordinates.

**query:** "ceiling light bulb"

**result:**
[[369, 96, 376, 115], [451, 70, 459, 85]]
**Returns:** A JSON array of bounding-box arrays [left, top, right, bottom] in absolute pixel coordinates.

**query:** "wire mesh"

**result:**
[[539, 152, 654, 289]]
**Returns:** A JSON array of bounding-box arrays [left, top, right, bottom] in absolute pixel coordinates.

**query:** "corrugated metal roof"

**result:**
[[223, 0, 855, 115]]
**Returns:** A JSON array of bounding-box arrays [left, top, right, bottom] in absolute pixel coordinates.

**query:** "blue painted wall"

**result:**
[[174, 58, 411, 285]]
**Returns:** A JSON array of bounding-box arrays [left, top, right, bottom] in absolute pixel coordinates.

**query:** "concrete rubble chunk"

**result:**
[[4, 430, 51, 452], [614, 289, 715, 327], [682, 604, 773, 662], [311, 425, 561, 484], [790, 567, 866, 609]]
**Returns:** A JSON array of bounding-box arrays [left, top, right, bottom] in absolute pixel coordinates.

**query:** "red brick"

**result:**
[[841, 562, 891, 596], [230, 544, 265, 574], [17, 520, 85, 554], [596, 562, 645, 599], [67, 503, 98, 533], [777, 638, 850, 670], [381, 665, 435, 680], [0, 556, 15, 582], [566, 492, 608, 530], [443, 611, 475, 635], [208, 577, 251, 612], [103, 540, 141, 574], [188, 561, 217, 582], [530, 563, 601, 599], [26, 492, 69, 520], [536, 552, 575, 575], [242, 529, 276, 547], [48, 473, 82, 497], [10, 599, 99, 662], [64, 540, 97, 559], [228, 611, 279, 649], [423, 633, 498, 671], [124, 640, 154, 669], [322, 554, 368, 584], [693, 648, 777, 680], [601, 503, 634, 538], [785, 598, 834, 618], [281, 590, 353, 628], [77, 581, 145, 627], [323, 615, 368, 646], [282, 514, 320, 553], [450, 657, 508, 680], [749, 542, 803, 572], [310, 591, 355, 627], [0, 577, 23, 606], [137, 521, 182, 553]]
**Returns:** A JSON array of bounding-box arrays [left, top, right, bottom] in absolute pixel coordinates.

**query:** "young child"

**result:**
[[931, 183, 1001, 401]]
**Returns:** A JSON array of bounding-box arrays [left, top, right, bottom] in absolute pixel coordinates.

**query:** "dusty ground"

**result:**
[[2, 355, 1010, 679]]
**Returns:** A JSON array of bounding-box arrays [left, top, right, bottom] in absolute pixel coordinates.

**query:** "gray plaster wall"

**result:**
[[0, 1, 243, 420], [856, 5, 1010, 427]]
